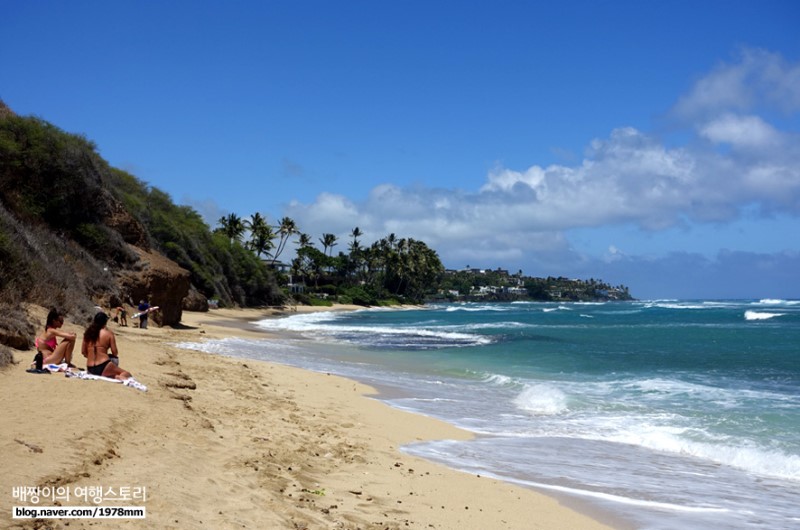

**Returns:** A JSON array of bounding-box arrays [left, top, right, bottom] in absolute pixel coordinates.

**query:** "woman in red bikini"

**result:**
[[35, 309, 76, 367], [82, 312, 132, 380]]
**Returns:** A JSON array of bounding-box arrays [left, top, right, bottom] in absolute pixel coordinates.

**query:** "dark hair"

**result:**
[[83, 312, 109, 343], [45, 308, 63, 330]]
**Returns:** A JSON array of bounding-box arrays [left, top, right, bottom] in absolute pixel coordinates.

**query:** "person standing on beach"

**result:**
[[137, 299, 150, 329], [114, 306, 128, 326]]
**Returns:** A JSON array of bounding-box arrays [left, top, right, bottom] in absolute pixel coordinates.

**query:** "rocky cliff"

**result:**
[[116, 246, 192, 326]]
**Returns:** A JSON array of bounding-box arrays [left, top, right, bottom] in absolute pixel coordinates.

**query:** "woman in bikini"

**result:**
[[35, 309, 77, 367], [81, 312, 132, 380]]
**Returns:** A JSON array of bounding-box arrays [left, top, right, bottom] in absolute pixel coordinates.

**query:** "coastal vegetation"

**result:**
[[0, 100, 631, 358], [0, 101, 282, 320], [437, 268, 631, 302], [213, 212, 445, 306], [212, 212, 632, 305], [0, 102, 448, 317]]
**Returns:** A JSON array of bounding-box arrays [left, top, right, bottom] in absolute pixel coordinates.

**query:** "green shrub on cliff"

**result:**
[[0, 113, 112, 239], [105, 170, 282, 307], [0, 102, 283, 310]]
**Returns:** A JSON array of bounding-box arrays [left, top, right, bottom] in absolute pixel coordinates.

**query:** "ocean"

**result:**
[[178, 300, 800, 529]]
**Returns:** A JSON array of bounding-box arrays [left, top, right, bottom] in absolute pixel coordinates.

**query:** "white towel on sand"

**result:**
[[65, 370, 148, 392]]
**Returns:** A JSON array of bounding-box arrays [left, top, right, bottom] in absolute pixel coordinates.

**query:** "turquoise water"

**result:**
[[180, 300, 800, 529]]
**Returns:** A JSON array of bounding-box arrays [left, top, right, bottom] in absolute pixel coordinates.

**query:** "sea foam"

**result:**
[[513, 384, 569, 415], [756, 298, 799, 306], [607, 427, 800, 482], [744, 310, 784, 321], [255, 311, 491, 347]]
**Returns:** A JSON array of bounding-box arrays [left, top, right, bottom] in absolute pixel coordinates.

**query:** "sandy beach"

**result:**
[[2, 305, 616, 529]]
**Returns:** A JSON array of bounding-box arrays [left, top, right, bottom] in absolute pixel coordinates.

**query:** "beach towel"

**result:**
[[27, 362, 70, 374], [65, 370, 148, 392]]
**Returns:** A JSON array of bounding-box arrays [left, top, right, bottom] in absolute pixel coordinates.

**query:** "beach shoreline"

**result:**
[[2, 304, 620, 529]]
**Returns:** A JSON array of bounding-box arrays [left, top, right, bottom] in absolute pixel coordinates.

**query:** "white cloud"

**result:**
[[673, 47, 800, 120], [605, 245, 625, 263], [698, 113, 782, 149], [742, 164, 800, 205], [285, 47, 800, 275], [673, 57, 752, 119], [286, 192, 363, 235]]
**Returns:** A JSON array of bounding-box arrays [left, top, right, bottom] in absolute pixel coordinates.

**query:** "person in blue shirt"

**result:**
[[137, 299, 150, 329]]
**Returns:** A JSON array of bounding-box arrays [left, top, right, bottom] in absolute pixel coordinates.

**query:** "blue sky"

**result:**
[[2, 0, 799, 299]]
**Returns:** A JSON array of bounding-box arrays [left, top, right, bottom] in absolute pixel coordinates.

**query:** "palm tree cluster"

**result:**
[[215, 214, 444, 304], [217, 214, 297, 265]]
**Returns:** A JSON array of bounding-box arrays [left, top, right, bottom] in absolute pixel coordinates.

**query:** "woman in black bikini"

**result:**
[[82, 312, 132, 380]]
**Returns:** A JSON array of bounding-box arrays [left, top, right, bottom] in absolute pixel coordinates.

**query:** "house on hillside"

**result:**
[[263, 260, 292, 274]]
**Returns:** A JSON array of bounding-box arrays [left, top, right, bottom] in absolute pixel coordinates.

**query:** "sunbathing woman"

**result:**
[[82, 312, 132, 380], [35, 309, 76, 367]]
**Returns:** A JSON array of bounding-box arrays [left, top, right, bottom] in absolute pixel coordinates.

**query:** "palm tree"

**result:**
[[245, 212, 268, 235], [349, 227, 363, 251], [319, 233, 338, 257], [296, 232, 313, 249], [244, 212, 275, 258], [340, 228, 360, 281], [249, 224, 276, 259], [373, 235, 443, 300], [271, 216, 298, 265], [217, 213, 245, 245]]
